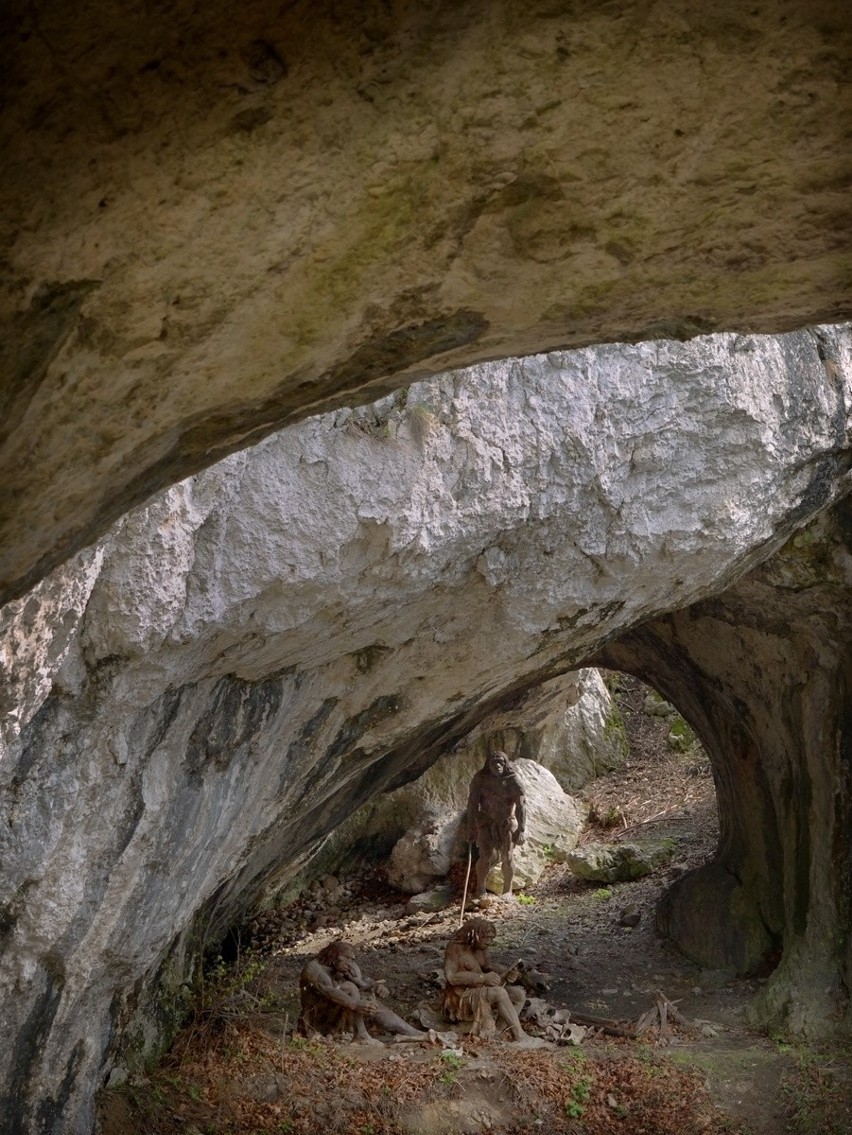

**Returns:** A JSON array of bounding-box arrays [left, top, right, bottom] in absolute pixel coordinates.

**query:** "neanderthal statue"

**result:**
[[464, 750, 526, 897]]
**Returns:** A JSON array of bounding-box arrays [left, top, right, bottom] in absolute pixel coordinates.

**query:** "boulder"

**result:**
[[566, 840, 676, 884]]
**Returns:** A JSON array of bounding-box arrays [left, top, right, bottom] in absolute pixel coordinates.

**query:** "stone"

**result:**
[[405, 886, 457, 915], [1, 3, 850, 605], [1, 325, 851, 1131], [567, 841, 676, 884], [643, 693, 677, 718]]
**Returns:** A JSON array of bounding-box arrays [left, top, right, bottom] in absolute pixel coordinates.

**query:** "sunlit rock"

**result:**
[[1, 325, 850, 1131]]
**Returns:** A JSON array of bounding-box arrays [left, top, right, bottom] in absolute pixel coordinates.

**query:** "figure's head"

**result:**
[[486, 750, 510, 776], [453, 917, 497, 949], [317, 939, 356, 967]]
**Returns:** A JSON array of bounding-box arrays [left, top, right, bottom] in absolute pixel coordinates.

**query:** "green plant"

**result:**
[[781, 1046, 852, 1135], [592, 887, 613, 901], [667, 715, 697, 752], [517, 893, 536, 905], [602, 805, 625, 828], [438, 1049, 465, 1084], [573, 1076, 591, 1102], [565, 1074, 592, 1118]]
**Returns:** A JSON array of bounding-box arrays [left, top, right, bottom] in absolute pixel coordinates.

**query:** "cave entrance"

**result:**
[[585, 669, 720, 882]]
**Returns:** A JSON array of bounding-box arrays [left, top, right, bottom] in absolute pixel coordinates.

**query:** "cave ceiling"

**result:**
[[1, 0, 851, 607]]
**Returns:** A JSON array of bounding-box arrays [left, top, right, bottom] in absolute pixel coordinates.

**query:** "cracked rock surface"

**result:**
[[1, 326, 851, 1132], [2, 0, 851, 602]]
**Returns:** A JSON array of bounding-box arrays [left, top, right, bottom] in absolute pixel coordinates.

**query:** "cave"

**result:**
[[2, 2, 851, 1132]]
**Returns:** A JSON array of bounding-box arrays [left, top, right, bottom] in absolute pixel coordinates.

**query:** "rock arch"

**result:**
[[2, 329, 850, 1132], [593, 495, 852, 1036], [2, 0, 851, 603]]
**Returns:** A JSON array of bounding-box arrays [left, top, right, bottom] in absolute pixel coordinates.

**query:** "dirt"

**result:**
[[98, 675, 852, 1135]]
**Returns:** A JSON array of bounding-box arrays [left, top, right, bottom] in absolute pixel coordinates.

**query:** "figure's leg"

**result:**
[[371, 1002, 425, 1037], [335, 980, 383, 1045], [506, 984, 525, 1012], [352, 1013, 383, 1045], [470, 990, 497, 1038], [474, 827, 494, 896], [500, 833, 514, 895], [485, 988, 525, 1041]]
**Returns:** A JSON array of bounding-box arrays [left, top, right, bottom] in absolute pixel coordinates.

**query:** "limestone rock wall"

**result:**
[[2, 0, 851, 604], [1, 325, 851, 1132], [595, 498, 852, 1034], [458, 668, 629, 792]]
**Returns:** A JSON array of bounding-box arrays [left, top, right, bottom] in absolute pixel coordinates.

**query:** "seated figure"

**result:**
[[443, 917, 544, 1046], [299, 939, 425, 1044]]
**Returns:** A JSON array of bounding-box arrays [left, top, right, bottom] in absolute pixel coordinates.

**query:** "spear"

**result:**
[[458, 841, 474, 927]]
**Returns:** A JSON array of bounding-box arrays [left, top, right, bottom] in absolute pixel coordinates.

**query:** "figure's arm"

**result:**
[[303, 961, 374, 1013], [335, 957, 374, 992], [444, 944, 500, 988], [513, 785, 526, 845], [480, 948, 521, 983], [499, 959, 523, 984]]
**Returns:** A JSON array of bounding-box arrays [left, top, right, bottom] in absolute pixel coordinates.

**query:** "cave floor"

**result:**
[[98, 678, 852, 1135]]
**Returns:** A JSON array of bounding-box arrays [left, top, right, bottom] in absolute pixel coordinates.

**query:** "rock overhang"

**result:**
[[1, 324, 852, 1131], [2, 0, 851, 606]]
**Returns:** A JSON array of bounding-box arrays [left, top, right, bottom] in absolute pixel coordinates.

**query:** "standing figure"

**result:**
[[299, 939, 425, 1044], [465, 750, 526, 897], [442, 918, 542, 1046]]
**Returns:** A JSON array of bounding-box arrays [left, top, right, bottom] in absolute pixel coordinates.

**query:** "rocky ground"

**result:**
[[98, 676, 852, 1135]]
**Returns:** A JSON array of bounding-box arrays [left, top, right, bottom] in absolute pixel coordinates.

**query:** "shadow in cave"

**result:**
[[552, 669, 784, 1028], [227, 670, 771, 1037], [100, 671, 813, 1135]]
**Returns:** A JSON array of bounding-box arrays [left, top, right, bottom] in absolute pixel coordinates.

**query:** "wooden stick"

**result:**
[[656, 991, 690, 1027], [632, 1006, 659, 1037], [459, 842, 474, 927], [657, 996, 668, 1039]]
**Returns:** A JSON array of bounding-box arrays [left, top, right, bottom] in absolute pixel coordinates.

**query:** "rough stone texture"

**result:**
[[595, 495, 852, 1034], [468, 668, 629, 792], [1, 325, 851, 1132], [1, 0, 851, 604], [566, 840, 676, 884], [385, 756, 586, 895]]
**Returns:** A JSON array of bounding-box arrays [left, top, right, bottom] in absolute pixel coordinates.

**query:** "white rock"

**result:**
[[1, 326, 850, 1128]]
